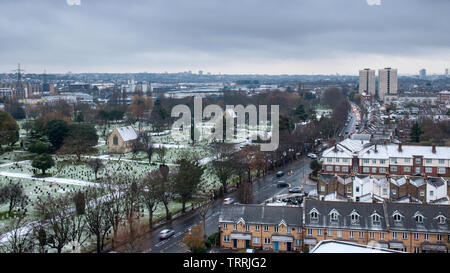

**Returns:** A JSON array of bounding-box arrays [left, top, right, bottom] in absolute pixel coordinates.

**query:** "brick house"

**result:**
[[107, 126, 138, 154]]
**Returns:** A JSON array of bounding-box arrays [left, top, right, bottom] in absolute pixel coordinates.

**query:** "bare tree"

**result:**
[[198, 195, 214, 240], [34, 195, 73, 253], [155, 146, 167, 164], [87, 158, 104, 181], [0, 216, 35, 253], [84, 187, 113, 253], [210, 143, 235, 194], [140, 171, 161, 230], [0, 182, 29, 217]]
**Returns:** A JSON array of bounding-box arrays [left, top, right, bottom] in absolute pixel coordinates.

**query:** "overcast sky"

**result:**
[[1, 0, 449, 75]]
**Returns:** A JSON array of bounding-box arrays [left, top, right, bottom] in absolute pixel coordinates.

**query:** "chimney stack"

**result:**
[[340, 135, 344, 142], [398, 143, 402, 152], [432, 145, 436, 153], [334, 144, 338, 152], [374, 144, 378, 153], [328, 140, 333, 148]]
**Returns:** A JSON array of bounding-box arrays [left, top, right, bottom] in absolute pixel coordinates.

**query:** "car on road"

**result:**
[[276, 171, 284, 177], [288, 186, 302, 193], [223, 198, 234, 204], [307, 153, 317, 159], [159, 229, 175, 240], [276, 181, 289, 188]]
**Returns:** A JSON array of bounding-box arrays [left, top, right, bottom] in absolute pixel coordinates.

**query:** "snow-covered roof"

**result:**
[[116, 126, 138, 142], [311, 240, 399, 253], [322, 139, 371, 158], [390, 176, 407, 186], [354, 175, 371, 185], [383, 144, 450, 160]]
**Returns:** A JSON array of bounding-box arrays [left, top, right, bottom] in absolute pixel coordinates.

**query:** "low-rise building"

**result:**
[[107, 126, 138, 154]]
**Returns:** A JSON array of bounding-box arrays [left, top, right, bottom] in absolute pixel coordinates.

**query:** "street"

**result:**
[[126, 157, 314, 253]]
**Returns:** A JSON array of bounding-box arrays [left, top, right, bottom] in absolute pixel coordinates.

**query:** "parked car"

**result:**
[[288, 186, 302, 193], [276, 171, 284, 177], [223, 198, 234, 204], [307, 153, 317, 159], [159, 229, 175, 240], [276, 181, 289, 188]]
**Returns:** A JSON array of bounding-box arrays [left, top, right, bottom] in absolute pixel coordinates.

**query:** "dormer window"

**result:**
[[436, 216, 446, 224], [330, 213, 338, 221], [372, 214, 380, 224], [416, 215, 423, 224], [310, 208, 319, 221], [393, 212, 402, 222], [350, 211, 360, 223]]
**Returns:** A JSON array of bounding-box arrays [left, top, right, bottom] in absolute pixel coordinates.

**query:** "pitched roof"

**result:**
[[115, 126, 138, 142], [385, 202, 449, 233], [219, 204, 302, 226], [304, 199, 387, 231]]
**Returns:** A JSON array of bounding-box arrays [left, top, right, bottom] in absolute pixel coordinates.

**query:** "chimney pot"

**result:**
[[398, 143, 402, 152], [432, 145, 436, 153]]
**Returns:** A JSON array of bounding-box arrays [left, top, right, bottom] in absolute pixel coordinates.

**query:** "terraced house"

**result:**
[[322, 141, 450, 177], [303, 200, 449, 253], [218, 204, 303, 252]]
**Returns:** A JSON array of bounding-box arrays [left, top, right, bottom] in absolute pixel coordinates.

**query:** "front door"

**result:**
[[245, 240, 250, 248], [274, 241, 279, 251], [233, 239, 237, 248], [287, 242, 292, 251]]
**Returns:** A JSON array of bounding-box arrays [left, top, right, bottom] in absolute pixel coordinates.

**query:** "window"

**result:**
[[382, 187, 387, 195], [425, 159, 432, 164], [224, 235, 230, 242], [342, 166, 349, 172], [415, 167, 421, 173], [363, 167, 369, 173], [372, 214, 380, 224], [330, 212, 338, 221], [253, 237, 260, 244], [414, 247, 420, 253], [310, 211, 319, 220], [438, 168, 446, 174], [351, 212, 359, 222], [356, 186, 360, 193], [437, 235, 442, 242], [402, 232, 408, 240], [233, 224, 237, 231], [327, 158, 332, 162], [245, 224, 250, 231], [326, 166, 333, 171], [420, 190, 424, 197], [335, 166, 340, 172], [349, 231, 354, 238], [343, 159, 349, 163], [429, 191, 434, 197], [328, 229, 333, 236], [425, 167, 432, 174], [264, 238, 271, 244], [372, 167, 377, 173], [113, 135, 119, 146], [336, 158, 340, 163], [390, 166, 397, 172], [320, 186, 325, 192], [416, 215, 423, 224], [438, 159, 445, 164], [363, 159, 369, 164], [404, 158, 411, 163], [393, 232, 397, 240], [274, 226, 278, 233], [380, 159, 386, 164], [337, 230, 342, 237], [393, 213, 402, 222], [414, 233, 419, 240], [287, 227, 291, 234], [295, 240, 301, 246], [392, 189, 397, 195], [369, 232, 374, 239], [223, 223, 228, 230], [379, 168, 386, 173], [437, 216, 446, 224], [359, 232, 364, 238], [264, 225, 269, 232], [404, 166, 411, 173], [307, 229, 313, 236], [415, 158, 421, 164], [380, 233, 385, 240], [391, 158, 398, 164], [255, 225, 260, 231], [372, 159, 377, 164], [317, 229, 322, 236], [424, 234, 429, 241]]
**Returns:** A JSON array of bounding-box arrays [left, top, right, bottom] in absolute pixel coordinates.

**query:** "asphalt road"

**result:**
[[127, 157, 313, 253]]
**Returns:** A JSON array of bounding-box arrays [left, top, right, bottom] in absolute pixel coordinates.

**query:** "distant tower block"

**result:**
[[359, 68, 375, 96], [378, 67, 398, 101]]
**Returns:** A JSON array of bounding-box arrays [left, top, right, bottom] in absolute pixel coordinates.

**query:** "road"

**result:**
[[127, 157, 314, 253], [340, 102, 360, 137]]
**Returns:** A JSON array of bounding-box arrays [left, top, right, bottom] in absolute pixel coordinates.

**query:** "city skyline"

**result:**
[[0, 0, 449, 75]]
